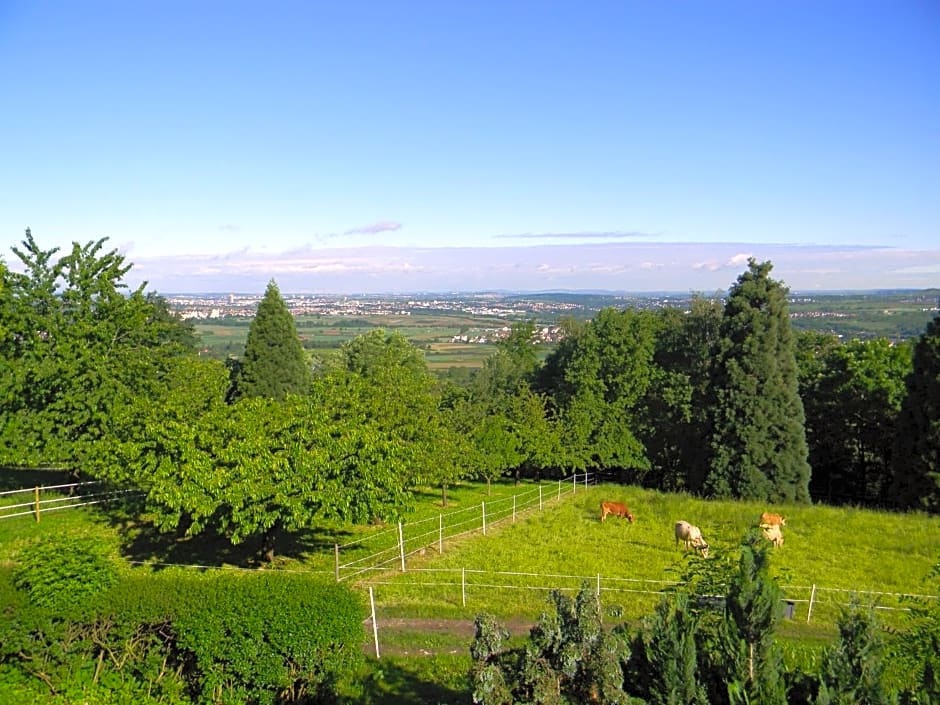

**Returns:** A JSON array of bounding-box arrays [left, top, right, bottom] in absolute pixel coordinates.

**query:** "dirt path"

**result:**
[[362, 618, 537, 656]]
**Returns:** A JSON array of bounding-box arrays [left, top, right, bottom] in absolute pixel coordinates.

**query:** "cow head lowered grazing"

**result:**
[[600, 501, 635, 523], [674, 520, 709, 558]]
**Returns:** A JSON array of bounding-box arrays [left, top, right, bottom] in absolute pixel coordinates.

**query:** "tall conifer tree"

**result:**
[[234, 279, 311, 401], [890, 311, 940, 511], [704, 259, 811, 501]]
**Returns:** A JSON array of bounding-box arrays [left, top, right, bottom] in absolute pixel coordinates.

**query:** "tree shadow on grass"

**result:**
[[0, 466, 72, 491], [356, 657, 471, 705], [91, 495, 358, 569]]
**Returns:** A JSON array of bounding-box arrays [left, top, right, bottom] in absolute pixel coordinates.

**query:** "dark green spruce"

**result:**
[[890, 310, 940, 512], [704, 259, 811, 502], [233, 279, 311, 400]]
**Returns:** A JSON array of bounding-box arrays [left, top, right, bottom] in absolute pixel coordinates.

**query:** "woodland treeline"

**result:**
[[1, 230, 938, 561]]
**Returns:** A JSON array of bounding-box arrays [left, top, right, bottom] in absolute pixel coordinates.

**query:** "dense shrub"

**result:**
[[470, 582, 631, 705], [12, 535, 120, 613], [2, 566, 365, 704], [171, 571, 366, 704]]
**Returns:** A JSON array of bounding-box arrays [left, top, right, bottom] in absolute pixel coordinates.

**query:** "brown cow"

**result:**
[[759, 512, 786, 528], [600, 501, 635, 523]]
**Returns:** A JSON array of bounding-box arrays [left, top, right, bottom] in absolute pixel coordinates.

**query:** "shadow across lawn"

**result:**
[[89, 494, 356, 569], [355, 656, 471, 705]]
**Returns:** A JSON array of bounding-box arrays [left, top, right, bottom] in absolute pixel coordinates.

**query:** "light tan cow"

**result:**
[[762, 523, 784, 547], [675, 520, 709, 558], [759, 512, 786, 527], [600, 501, 635, 523]]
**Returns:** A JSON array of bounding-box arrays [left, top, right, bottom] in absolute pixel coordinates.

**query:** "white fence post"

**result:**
[[807, 584, 816, 624], [334, 544, 340, 582], [369, 586, 380, 659], [513, 495, 516, 523], [573, 473, 577, 494], [398, 522, 406, 572], [462, 567, 467, 607], [539, 485, 543, 511], [482, 502, 486, 536], [558, 479, 561, 500], [439, 514, 443, 554]]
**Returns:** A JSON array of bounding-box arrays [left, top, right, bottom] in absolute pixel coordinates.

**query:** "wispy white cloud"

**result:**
[[726, 253, 753, 268], [121, 242, 940, 294], [496, 230, 659, 240], [343, 221, 402, 236]]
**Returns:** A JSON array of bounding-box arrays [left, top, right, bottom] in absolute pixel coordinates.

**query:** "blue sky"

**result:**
[[1, 1, 938, 293]]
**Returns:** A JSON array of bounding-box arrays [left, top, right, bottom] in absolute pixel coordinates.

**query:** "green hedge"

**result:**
[[1, 567, 365, 704]]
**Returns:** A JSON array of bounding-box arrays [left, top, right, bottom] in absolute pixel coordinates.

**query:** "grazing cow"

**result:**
[[675, 520, 709, 558], [759, 512, 786, 528], [600, 501, 635, 523], [762, 523, 784, 547]]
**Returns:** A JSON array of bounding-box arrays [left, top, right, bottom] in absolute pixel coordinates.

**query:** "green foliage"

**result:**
[[172, 572, 365, 704], [705, 259, 811, 503], [633, 592, 709, 705], [640, 298, 722, 492], [469, 584, 630, 704], [539, 308, 658, 477], [233, 279, 311, 401], [891, 312, 940, 512], [818, 601, 897, 705], [802, 337, 912, 505], [889, 559, 940, 703], [1, 566, 364, 705], [12, 535, 119, 613], [688, 532, 787, 705], [0, 229, 197, 471]]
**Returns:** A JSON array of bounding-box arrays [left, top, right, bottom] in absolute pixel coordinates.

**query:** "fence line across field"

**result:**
[[0, 483, 144, 521], [359, 565, 939, 627], [335, 472, 597, 581]]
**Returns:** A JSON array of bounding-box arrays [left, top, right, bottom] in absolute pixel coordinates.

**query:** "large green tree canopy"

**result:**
[[0, 229, 196, 471], [538, 308, 657, 477]]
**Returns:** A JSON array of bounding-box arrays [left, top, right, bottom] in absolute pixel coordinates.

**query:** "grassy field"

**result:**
[[3, 476, 939, 703], [194, 314, 503, 371]]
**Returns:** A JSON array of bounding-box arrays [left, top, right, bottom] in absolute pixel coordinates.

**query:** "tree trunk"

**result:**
[[261, 518, 282, 563]]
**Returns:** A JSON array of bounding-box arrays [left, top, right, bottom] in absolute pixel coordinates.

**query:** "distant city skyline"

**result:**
[[1, 2, 937, 293]]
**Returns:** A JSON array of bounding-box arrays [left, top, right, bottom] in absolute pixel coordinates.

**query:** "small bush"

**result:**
[[12, 535, 119, 613]]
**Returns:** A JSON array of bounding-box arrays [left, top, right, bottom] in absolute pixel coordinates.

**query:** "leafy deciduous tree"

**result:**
[[0, 230, 196, 472]]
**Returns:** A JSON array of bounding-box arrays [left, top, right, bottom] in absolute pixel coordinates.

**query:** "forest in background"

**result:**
[[2, 229, 939, 555], [3, 230, 940, 704]]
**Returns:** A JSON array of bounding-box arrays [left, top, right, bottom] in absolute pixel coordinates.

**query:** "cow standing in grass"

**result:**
[[762, 523, 784, 547], [675, 520, 709, 558], [600, 501, 635, 523]]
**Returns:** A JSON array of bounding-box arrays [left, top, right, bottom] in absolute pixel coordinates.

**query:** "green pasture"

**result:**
[[4, 477, 937, 638], [194, 313, 504, 370], [357, 485, 940, 635], [3, 475, 939, 704]]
